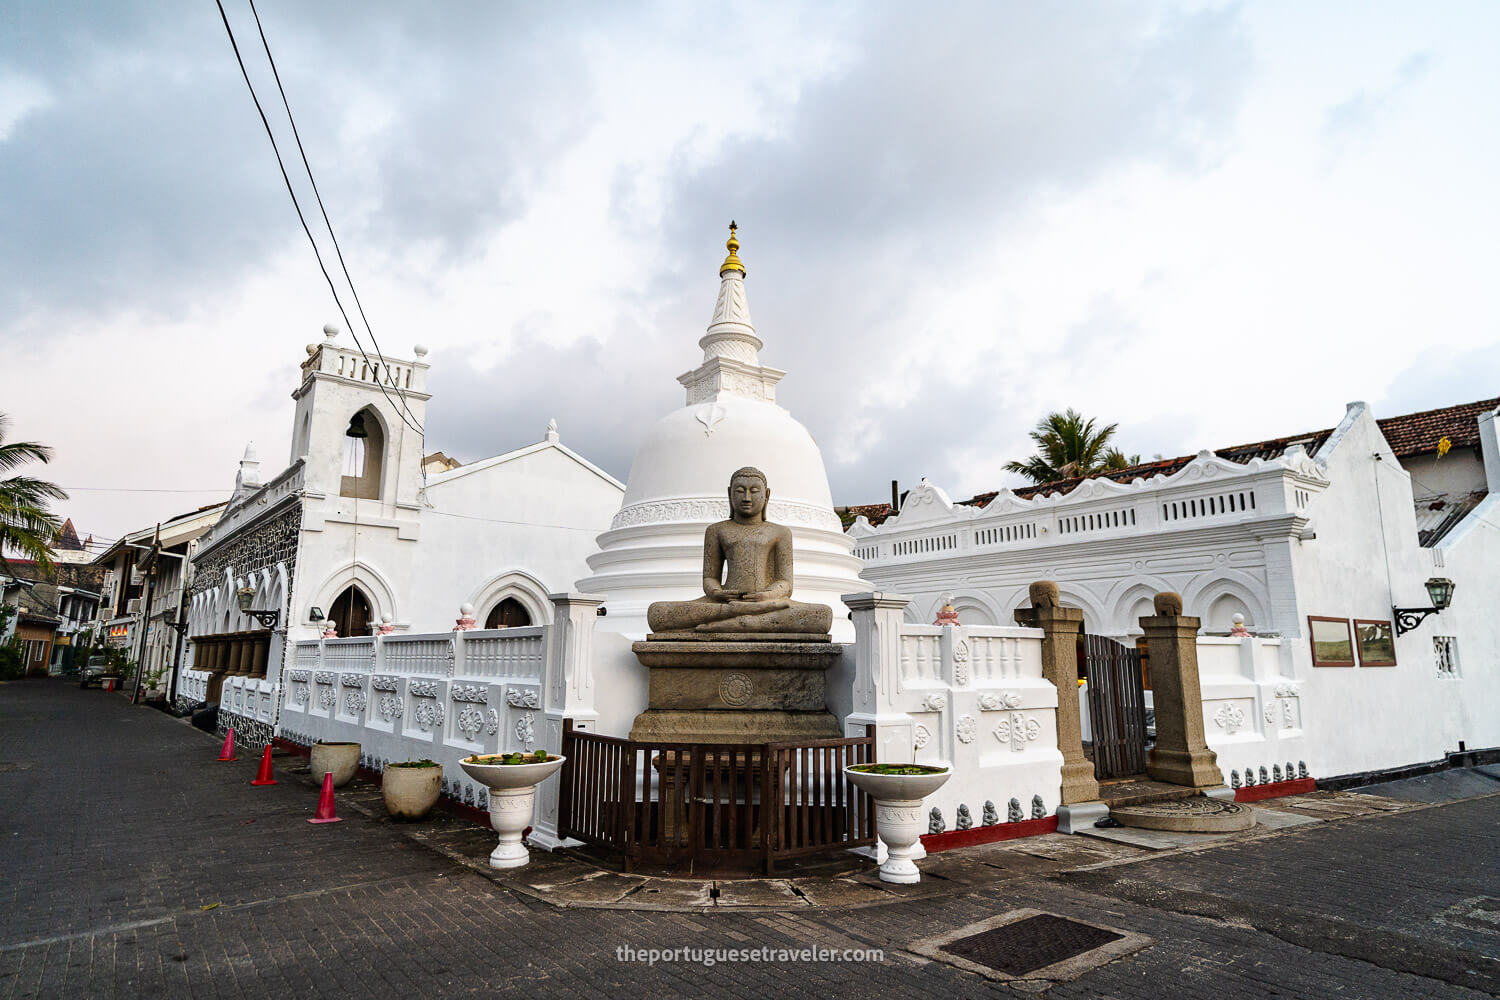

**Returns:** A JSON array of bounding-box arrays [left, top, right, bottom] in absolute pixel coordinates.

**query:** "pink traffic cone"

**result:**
[[250, 745, 278, 786], [307, 772, 342, 824], [216, 727, 237, 762]]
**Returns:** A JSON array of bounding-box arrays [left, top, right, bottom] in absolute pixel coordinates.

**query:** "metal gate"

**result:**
[[1079, 634, 1149, 779]]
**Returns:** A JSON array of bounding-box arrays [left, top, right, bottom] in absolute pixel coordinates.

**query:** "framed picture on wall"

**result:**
[[1354, 619, 1397, 666], [1308, 616, 1355, 667]]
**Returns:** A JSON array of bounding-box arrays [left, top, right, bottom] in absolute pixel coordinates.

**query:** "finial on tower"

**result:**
[[719, 221, 745, 276]]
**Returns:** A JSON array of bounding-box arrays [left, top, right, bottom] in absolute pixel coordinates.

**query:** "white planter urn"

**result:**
[[310, 741, 361, 788], [459, 755, 567, 869], [382, 763, 442, 820], [843, 765, 952, 884]]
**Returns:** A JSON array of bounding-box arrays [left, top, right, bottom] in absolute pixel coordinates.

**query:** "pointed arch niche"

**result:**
[[340, 407, 385, 500], [329, 585, 373, 637], [467, 570, 551, 629]]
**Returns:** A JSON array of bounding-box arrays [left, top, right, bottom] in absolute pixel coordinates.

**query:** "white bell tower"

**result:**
[[288, 325, 432, 509]]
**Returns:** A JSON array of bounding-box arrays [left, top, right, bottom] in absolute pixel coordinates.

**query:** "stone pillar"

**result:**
[[251, 636, 269, 678], [531, 592, 607, 851], [842, 592, 916, 764], [1013, 581, 1099, 807], [1139, 592, 1224, 788]]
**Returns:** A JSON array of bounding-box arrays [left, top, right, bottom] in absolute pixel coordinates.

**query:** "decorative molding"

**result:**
[[317, 687, 335, 710], [377, 694, 402, 721], [286, 669, 310, 683], [313, 671, 335, 685], [978, 691, 1022, 711], [505, 686, 540, 709], [1274, 682, 1299, 698], [409, 679, 440, 698], [451, 683, 488, 704], [515, 712, 536, 746], [371, 675, 399, 692], [340, 674, 365, 688], [993, 712, 1040, 751], [913, 724, 931, 750], [456, 706, 485, 741], [610, 497, 842, 532], [956, 714, 977, 744], [1214, 703, 1246, 734], [486, 709, 499, 736], [923, 693, 948, 711], [413, 700, 444, 731], [344, 690, 367, 714], [718, 672, 753, 707]]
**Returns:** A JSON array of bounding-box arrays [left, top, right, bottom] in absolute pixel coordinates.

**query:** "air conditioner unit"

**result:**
[[126, 599, 142, 615]]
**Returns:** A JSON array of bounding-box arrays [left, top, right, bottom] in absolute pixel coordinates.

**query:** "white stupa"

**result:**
[[580, 224, 867, 640]]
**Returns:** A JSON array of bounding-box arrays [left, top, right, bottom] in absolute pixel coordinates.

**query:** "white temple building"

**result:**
[[579, 224, 868, 643], [176, 328, 624, 744], [848, 397, 1500, 780]]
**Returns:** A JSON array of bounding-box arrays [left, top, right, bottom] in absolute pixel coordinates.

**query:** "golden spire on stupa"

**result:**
[[719, 220, 745, 276]]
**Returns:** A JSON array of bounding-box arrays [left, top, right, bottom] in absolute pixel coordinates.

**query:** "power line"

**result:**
[[242, 0, 426, 440], [212, 0, 423, 438]]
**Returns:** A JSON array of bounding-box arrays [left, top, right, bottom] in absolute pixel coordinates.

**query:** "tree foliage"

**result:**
[[0, 413, 68, 573], [1004, 409, 1138, 485]]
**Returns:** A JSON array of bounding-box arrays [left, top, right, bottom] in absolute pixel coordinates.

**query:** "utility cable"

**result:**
[[212, 0, 423, 437], [242, 0, 425, 439]]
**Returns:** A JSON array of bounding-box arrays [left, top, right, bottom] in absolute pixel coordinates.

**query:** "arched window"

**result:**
[[329, 586, 373, 637], [340, 409, 385, 500], [1207, 593, 1253, 633], [484, 597, 532, 629]]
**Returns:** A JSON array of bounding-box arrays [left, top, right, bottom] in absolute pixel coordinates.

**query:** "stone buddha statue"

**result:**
[[646, 467, 833, 637]]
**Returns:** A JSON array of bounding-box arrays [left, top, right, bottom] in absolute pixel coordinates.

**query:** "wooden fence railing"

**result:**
[[557, 720, 877, 874]]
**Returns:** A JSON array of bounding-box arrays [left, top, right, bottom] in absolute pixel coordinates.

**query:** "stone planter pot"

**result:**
[[310, 741, 361, 789], [843, 765, 952, 884], [382, 764, 442, 821], [458, 755, 567, 869]]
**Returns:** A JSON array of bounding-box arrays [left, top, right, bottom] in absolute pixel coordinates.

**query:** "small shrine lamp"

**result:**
[[1394, 577, 1455, 635]]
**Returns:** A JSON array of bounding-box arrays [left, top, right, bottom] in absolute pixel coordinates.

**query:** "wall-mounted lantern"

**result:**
[[1394, 577, 1455, 635], [236, 585, 281, 629]]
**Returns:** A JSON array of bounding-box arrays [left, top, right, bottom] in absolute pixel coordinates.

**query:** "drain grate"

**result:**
[[941, 913, 1124, 977]]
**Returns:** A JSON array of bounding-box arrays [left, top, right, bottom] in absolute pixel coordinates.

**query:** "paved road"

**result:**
[[2, 679, 1496, 999]]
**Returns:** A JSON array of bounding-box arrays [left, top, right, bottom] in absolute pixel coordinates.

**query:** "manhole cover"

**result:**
[[1110, 796, 1256, 832], [910, 908, 1151, 982], [944, 913, 1122, 976]]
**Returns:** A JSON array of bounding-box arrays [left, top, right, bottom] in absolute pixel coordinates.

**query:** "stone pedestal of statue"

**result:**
[[628, 637, 843, 743]]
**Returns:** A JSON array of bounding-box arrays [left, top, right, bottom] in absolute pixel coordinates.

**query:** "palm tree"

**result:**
[[1004, 409, 1129, 485], [0, 413, 68, 572], [1102, 447, 1142, 471]]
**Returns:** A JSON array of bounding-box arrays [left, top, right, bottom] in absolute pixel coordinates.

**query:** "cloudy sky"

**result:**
[[3, 0, 1497, 545]]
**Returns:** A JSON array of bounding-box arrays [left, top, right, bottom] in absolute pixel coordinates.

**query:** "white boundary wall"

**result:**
[[186, 593, 608, 847], [843, 593, 1059, 829]]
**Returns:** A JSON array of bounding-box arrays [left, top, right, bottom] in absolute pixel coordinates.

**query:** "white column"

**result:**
[[531, 591, 607, 850], [842, 592, 916, 764]]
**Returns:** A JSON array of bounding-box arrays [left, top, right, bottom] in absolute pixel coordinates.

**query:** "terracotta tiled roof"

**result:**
[[852, 397, 1499, 516], [1376, 396, 1499, 458], [842, 502, 897, 528]]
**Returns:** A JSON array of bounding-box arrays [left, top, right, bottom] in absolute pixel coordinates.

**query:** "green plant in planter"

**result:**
[[848, 763, 951, 776], [388, 759, 439, 769], [465, 752, 556, 765]]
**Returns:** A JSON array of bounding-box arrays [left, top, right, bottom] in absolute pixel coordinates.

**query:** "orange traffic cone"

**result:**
[[307, 771, 342, 824], [216, 728, 237, 762], [250, 745, 278, 786]]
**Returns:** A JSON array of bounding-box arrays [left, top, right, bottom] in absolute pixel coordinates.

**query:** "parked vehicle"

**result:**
[[78, 656, 112, 688]]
